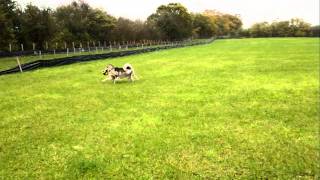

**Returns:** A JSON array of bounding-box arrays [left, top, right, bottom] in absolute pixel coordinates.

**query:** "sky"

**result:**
[[16, 0, 319, 28]]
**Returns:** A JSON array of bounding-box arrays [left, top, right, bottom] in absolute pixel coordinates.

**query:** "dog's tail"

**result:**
[[123, 63, 138, 80]]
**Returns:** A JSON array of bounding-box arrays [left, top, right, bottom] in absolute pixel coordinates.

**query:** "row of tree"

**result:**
[[0, 0, 243, 51], [241, 19, 319, 38], [0, 0, 318, 51]]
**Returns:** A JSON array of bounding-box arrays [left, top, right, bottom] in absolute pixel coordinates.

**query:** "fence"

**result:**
[[0, 40, 179, 57], [0, 38, 214, 76]]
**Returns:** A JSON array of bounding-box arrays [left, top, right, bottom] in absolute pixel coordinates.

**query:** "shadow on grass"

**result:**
[[64, 153, 104, 178], [101, 79, 145, 85]]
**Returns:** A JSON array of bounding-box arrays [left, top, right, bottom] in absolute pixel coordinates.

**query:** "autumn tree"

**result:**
[[192, 13, 213, 38]]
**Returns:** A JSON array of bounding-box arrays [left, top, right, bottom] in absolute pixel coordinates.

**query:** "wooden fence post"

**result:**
[[16, 57, 23, 73]]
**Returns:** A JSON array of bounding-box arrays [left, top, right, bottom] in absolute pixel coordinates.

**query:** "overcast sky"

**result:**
[[16, 0, 319, 28]]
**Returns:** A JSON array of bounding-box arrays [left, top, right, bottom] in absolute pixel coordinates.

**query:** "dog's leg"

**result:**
[[129, 74, 134, 82], [128, 76, 132, 82], [113, 77, 116, 84]]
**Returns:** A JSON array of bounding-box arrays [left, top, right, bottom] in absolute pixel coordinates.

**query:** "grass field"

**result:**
[[0, 38, 319, 178]]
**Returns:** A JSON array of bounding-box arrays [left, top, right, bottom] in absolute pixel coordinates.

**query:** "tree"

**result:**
[[18, 5, 57, 49], [203, 10, 242, 37], [87, 8, 116, 41], [248, 18, 312, 38], [224, 14, 242, 36], [55, 1, 116, 45], [55, 1, 91, 43], [270, 21, 291, 37], [239, 28, 250, 37], [311, 25, 320, 37], [192, 13, 213, 38], [147, 3, 193, 40], [249, 22, 272, 37], [0, 0, 16, 50], [111, 17, 135, 41], [289, 18, 311, 37]]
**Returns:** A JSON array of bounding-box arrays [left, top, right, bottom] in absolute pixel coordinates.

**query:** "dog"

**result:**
[[102, 63, 135, 84]]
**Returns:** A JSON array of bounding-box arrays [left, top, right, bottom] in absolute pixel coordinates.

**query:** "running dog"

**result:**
[[102, 63, 135, 83]]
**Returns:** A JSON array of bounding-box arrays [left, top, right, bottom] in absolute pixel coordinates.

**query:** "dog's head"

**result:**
[[102, 64, 114, 75]]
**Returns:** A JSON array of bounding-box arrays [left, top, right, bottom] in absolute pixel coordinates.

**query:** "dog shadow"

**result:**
[[102, 79, 144, 85]]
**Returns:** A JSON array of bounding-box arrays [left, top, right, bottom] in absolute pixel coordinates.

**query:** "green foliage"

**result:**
[[245, 19, 313, 38], [111, 18, 137, 41], [86, 9, 116, 41], [311, 25, 320, 37], [192, 13, 213, 38], [289, 18, 311, 37], [271, 21, 291, 37], [0, 38, 319, 178], [19, 5, 56, 49], [147, 3, 193, 40], [250, 22, 272, 37], [0, 0, 16, 50], [55, 1, 116, 43]]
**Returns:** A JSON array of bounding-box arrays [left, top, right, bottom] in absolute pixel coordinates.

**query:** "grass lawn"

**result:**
[[0, 38, 319, 178]]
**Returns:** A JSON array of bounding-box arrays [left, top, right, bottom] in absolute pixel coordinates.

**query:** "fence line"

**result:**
[[0, 39, 199, 58]]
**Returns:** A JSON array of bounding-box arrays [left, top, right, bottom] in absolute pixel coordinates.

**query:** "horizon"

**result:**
[[16, 0, 320, 28]]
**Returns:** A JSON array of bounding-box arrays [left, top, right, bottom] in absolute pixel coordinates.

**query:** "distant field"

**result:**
[[0, 38, 319, 178]]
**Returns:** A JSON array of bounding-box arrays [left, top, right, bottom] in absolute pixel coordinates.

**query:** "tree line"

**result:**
[[0, 0, 318, 51], [242, 19, 319, 38], [0, 0, 242, 51]]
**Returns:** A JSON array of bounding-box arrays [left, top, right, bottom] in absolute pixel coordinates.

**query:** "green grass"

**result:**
[[0, 38, 319, 179]]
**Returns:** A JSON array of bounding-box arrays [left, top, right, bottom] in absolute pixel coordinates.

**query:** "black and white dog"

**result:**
[[102, 63, 135, 83]]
